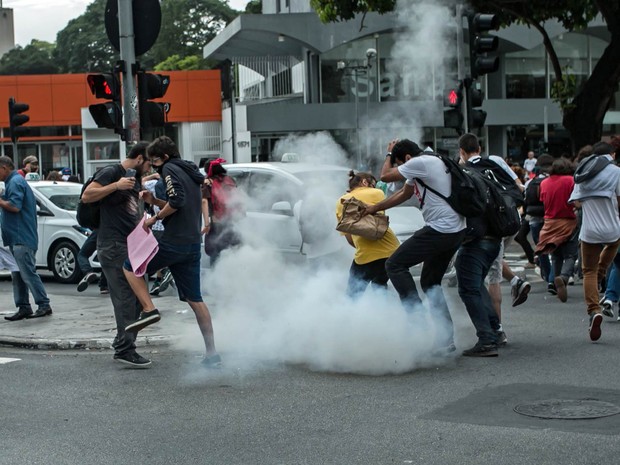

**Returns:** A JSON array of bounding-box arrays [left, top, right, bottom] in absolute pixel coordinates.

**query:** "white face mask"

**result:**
[[0, 181, 4, 195]]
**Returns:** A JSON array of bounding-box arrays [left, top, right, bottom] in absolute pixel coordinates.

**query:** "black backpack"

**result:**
[[416, 153, 488, 218], [76, 176, 99, 230], [467, 161, 521, 237], [76, 164, 123, 230], [468, 157, 524, 207], [524, 176, 545, 217]]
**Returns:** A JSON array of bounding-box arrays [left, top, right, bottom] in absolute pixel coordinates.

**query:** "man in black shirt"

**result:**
[[123, 136, 220, 368], [81, 142, 152, 368]]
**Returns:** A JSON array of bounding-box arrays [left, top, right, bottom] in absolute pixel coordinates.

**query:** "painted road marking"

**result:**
[[0, 358, 20, 364]]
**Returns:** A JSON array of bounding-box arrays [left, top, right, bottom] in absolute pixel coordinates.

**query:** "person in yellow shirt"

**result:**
[[336, 171, 400, 298]]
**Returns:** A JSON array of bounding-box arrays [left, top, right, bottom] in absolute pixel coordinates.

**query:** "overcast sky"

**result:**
[[3, 0, 248, 47]]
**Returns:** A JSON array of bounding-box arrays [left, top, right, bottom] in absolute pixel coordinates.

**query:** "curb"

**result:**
[[0, 334, 174, 351]]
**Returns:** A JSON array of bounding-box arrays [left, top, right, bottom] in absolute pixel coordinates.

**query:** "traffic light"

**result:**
[[468, 85, 487, 130], [87, 73, 122, 131], [443, 83, 464, 133], [137, 72, 171, 129], [469, 13, 499, 78], [8, 98, 30, 143]]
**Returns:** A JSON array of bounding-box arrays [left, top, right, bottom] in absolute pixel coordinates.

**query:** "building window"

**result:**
[[505, 45, 546, 98]]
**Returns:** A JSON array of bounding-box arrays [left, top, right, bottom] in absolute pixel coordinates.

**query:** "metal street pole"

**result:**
[[354, 70, 360, 169], [118, 0, 140, 143], [456, 3, 469, 133]]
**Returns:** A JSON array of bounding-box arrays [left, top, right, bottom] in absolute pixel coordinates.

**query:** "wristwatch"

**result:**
[[386, 152, 392, 158]]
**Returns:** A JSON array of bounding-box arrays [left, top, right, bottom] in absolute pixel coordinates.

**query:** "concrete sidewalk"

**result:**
[[0, 277, 202, 350]]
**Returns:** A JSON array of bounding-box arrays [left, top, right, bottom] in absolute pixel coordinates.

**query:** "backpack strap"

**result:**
[[415, 178, 448, 208]]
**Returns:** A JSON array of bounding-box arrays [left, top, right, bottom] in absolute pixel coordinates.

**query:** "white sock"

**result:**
[[510, 276, 520, 287]]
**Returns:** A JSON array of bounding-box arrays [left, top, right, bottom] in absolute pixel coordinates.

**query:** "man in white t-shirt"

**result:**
[[365, 139, 466, 353], [569, 141, 620, 342]]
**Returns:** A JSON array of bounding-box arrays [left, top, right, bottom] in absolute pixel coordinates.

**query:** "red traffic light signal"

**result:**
[[87, 73, 119, 100], [87, 73, 122, 131], [8, 97, 30, 144]]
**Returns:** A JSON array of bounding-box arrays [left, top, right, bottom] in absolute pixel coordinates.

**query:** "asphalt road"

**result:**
[[2, 268, 620, 465]]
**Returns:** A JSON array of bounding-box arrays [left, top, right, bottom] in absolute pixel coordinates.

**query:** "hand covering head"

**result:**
[[207, 158, 227, 177]]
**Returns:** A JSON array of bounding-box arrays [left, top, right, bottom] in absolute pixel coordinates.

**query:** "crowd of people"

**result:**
[[2, 132, 620, 368], [339, 133, 620, 357]]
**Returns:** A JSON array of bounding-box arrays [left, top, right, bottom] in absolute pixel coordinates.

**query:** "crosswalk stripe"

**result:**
[[0, 357, 20, 364]]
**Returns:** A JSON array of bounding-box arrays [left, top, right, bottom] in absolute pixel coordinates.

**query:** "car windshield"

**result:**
[[34, 184, 82, 211], [293, 170, 349, 192]]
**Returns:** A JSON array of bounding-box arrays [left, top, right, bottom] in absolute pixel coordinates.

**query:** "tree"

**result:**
[[146, 0, 239, 66], [54, 0, 118, 73], [245, 0, 263, 14], [0, 40, 59, 75], [154, 54, 209, 71], [310, 0, 620, 150], [53, 0, 239, 73]]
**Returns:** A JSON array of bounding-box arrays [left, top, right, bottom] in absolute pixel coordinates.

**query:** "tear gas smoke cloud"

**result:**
[[170, 131, 459, 376], [272, 131, 350, 166]]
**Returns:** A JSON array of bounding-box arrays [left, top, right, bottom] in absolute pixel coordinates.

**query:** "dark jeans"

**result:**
[[78, 231, 107, 289], [514, 218, 535, 263], [97, 239, 141, 356], [455, 238, 501, 345], [347, 258, 389, 299], [385, 226, 465, 345], [530, 219, 551, 283], [552, 226, 579, 282]]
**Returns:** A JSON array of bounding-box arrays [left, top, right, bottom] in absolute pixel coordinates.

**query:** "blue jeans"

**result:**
[[77, 231, 97, 274], [10, 245, 50, 310], [604, 251, 620, 302], [455, 238, 501, 345], [386, 226, 465, 347]]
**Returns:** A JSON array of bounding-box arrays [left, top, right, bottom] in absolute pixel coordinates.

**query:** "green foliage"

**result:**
[[245, 0, 263, 14], [154, 54, 209, 71], [468, 0, 599, 32], [551, 69, 577, 112], [310, 0, 396, 22], [52, 0, 239, 73], [145, 0, 239, 66], [54, 0, 118, 73], [0, 40, 59, 75]]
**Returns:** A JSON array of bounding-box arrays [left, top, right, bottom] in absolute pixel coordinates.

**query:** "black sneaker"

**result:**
[[158, 269, 174, 294], [511, 278, 531, 307], [125, 309, 161, 333], [547, 283, 557, 295], [589, 312, 603, 342], [77, 272, 99, 292], [201, 353, 222, 369], [149, 279, 161, 296], [495, 330, 508, 347], [27, 306, 53, 318], [113, 352, 152, 368], [462, 343, 498, 357]]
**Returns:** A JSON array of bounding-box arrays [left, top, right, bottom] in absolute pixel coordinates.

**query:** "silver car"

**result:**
[[221, 162, 424, 258]]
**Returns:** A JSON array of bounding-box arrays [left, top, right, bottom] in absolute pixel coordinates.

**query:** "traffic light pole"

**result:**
[[456, 4, 469, 133], [118, 0, 140, 143]]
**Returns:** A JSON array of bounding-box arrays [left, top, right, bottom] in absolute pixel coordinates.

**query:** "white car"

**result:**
[[221, 162, 424, 257], [28, 181, 94, 283]]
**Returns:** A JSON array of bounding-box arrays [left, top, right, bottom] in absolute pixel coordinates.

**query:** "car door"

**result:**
[[228, 169, 303, 254]]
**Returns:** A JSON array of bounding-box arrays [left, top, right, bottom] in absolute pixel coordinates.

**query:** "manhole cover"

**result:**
[[514, 399, 620, 420]]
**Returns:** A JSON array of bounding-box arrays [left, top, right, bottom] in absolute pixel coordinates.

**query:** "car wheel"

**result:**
[[50, 240, 81, 284]]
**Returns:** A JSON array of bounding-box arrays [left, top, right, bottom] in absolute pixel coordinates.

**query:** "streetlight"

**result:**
[[338, 48, 376, 170]]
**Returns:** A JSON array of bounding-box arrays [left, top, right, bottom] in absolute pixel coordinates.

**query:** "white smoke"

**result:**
[[271, 131, 350, 166]]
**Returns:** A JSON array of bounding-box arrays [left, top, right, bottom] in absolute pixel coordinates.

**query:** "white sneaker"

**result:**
[[601, 299, 615, 319]]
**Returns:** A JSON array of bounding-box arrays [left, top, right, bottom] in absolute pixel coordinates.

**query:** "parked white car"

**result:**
[[220, 162, 424, 258], [0, 180, 95, 284]]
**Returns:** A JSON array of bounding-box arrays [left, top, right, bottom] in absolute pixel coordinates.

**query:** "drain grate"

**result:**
[[514, 399, 620, 420]]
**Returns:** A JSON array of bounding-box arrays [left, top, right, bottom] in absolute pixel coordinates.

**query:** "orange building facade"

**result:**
[[0, 70, 222, 180]]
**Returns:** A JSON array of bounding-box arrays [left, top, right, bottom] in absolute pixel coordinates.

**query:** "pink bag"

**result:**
[[127, 216, 159, 277]]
